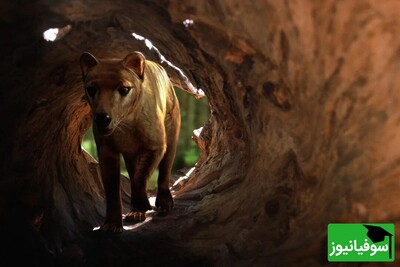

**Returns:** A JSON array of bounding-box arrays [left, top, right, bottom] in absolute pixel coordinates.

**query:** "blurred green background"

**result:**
[[81, 88, 210, 189]]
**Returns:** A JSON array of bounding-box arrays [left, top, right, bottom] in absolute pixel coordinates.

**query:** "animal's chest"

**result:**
[[109, 129, 141, 155], [107, 121, 165, 154]]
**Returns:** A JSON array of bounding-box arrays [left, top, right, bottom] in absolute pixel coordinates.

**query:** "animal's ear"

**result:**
[[122, 52, 145, 80], [80, 52, 99, 78]]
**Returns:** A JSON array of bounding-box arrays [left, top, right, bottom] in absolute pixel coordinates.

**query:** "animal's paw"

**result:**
[[124, 210, 146, 223], [99, 222, 123, 234], [155, 190, 174, 213]]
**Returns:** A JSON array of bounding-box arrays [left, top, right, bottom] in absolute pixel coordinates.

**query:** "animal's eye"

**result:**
[[86, 86, 97, 98], [118, 87, 131, 96]]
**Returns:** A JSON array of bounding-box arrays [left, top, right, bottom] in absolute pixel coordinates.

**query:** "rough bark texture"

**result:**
[[1, 1, 400, 266]]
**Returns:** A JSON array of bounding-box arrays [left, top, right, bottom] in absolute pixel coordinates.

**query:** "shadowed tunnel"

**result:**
[[1, 1, 400, 266]]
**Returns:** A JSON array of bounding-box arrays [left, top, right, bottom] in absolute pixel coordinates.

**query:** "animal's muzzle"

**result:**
[[94, 113, 112, 130]]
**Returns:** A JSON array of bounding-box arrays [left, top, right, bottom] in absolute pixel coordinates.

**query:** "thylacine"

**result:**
[[80, 51, 180, 233]]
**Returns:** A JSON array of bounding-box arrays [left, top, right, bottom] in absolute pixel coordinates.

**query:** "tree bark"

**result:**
[[1, 1, 400, 266]]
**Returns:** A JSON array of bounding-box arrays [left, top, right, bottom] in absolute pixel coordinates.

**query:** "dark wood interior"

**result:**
[[1, 1, 400, 266]]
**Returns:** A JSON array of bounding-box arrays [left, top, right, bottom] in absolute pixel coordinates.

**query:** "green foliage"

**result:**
[[82, 128, 97, 159], [81, 89, 210, 190], [183, 147, 199, 166], [173, 88, 210, 170]]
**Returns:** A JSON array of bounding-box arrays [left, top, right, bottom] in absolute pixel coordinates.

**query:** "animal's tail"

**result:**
[[169, 76, 205, 100]]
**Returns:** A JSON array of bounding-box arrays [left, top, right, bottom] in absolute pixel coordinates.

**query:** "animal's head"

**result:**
[[80, 52, 145, 135]]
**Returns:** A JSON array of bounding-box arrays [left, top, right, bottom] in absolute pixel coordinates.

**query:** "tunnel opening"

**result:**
[[77, 29, 211, 197]]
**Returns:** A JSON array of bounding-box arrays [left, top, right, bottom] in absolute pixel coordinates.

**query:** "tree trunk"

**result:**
[[1, 1, 400, 266]]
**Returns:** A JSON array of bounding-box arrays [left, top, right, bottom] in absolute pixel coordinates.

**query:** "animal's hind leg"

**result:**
[[156, 147, 175, 212], [156, 119, 180, 213]]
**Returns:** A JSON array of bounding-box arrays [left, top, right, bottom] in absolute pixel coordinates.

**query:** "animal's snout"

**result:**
[[94, 113, 112, 129]]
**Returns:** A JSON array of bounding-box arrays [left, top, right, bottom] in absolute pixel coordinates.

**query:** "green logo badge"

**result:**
[[328, 223, 395, 262]]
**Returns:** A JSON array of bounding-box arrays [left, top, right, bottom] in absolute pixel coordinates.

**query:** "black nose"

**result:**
[[94, 113, 111, 129]]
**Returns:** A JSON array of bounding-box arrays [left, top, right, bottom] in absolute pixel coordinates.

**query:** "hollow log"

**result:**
[[1, 1, 400, 266]]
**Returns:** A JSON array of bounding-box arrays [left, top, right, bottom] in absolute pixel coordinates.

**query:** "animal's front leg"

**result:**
[[98, 146, 123, 233], [124, 149, 164, 222]]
